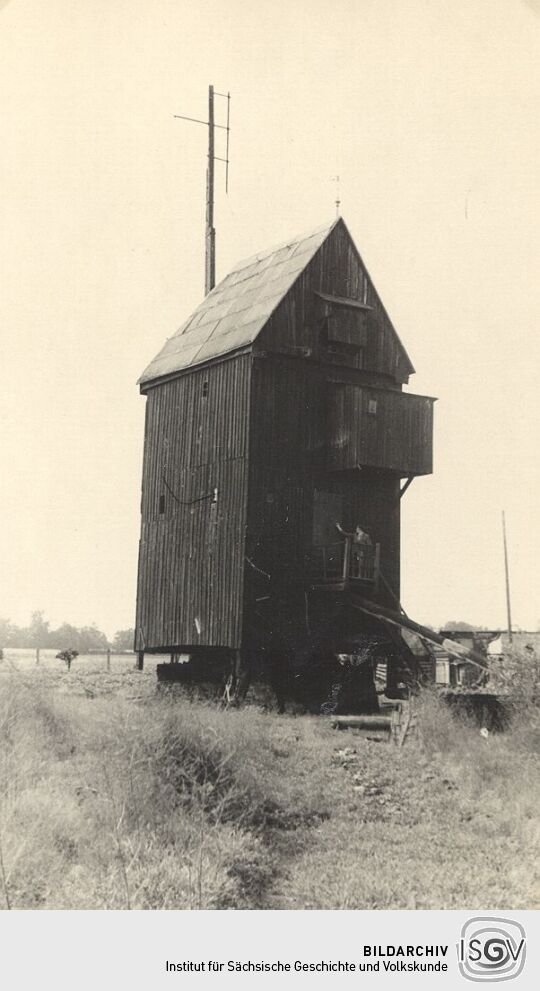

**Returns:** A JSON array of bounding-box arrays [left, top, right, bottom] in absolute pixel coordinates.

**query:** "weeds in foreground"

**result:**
[[0, 674, 328, 909], [414, 687, 540, 830], [266, 689, 539, 910], [0, 671, 537, 910]]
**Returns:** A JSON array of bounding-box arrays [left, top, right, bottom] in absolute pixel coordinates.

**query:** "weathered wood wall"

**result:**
[[328, 384, 434, 475], [244, 355, 402, 625], [256, 220, 414, 384], [242, 218, 432, 636], [135, 220, 433, 654], [135, 354, 251, 650]]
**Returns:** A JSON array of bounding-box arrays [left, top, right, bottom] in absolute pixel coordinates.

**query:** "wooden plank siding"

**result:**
[[244, 355, 317, 585], [135, 220, 433, 653], [135, 355, 251, 650], [255, 220, 414, 385], [328, 384, 434, 476], [244, 355, 402, 621]]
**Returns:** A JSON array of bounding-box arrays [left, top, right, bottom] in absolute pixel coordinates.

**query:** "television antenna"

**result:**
[[174, 85, 231, 295]]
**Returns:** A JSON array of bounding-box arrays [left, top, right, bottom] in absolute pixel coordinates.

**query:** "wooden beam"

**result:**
[[314, 290, 372, 311], [331, 715, 391, 730], [400, 475, 414, 498], [348, 593, 489, 671]]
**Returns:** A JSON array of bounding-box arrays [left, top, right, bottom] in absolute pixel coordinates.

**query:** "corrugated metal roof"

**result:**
[[139, 220, 338, 387]]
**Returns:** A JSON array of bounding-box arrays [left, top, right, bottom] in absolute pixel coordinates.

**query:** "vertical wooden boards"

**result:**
[[246, 351, 403, 622], [135, 354, 251, 650], [135, 220, 433, 655], [255, 220, 414, 385], [327, 385, 434, 475]]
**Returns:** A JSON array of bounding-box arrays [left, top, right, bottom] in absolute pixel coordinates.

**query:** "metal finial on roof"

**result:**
[[331, 175, 341, 218]]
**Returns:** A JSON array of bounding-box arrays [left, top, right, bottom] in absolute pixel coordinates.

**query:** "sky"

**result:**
[[0, 0, 539, 637]]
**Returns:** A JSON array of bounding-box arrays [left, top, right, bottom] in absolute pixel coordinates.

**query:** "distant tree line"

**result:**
[[0, 612, 134, 652], [441, 621, 492, 632]]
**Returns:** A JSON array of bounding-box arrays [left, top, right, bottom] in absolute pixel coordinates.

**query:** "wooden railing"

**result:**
[[306, 538, 380, 588]]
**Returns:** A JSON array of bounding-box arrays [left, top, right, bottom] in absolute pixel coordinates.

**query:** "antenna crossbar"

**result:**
[[173, 113, 229, 131]]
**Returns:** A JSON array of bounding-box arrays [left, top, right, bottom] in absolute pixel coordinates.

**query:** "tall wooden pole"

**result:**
[[205, 85, 216, 295], [502, 510, 513, 642], [174, 83, 228, 294]]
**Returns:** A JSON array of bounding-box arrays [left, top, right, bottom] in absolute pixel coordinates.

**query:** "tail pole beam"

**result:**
[[348, 594, 489, 671]]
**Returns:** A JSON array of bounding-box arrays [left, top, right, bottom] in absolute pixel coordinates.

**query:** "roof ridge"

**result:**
[[138, 218, 341, 387], [230, 217, 339, 273]]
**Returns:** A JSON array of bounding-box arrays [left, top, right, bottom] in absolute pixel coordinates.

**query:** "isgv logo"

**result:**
[[457, 917, 526, 983]]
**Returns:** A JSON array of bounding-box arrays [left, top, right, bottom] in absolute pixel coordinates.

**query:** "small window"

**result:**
[[202, 380, 209, 398], [368, 399, 378, 415], [158, 494, 165, 515]]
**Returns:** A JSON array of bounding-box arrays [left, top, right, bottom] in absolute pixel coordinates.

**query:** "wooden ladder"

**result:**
[[391, 701, 418, 746]]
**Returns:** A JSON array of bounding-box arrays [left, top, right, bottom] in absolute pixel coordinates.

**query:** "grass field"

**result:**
[[3, 647, 162, 676], [0, 654, 538, 910]]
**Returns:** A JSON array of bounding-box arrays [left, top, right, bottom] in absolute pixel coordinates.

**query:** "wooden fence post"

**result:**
[[106, 648, 111, 671], [36, 647, 40, 665]]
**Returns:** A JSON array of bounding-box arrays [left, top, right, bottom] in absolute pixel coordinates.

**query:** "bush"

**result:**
[[489, 647, 540, 709]]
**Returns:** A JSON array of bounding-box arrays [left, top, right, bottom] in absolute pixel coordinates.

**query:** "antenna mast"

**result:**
[[174, 85, 231, 296], [502, 510, 513, 642], [206, 85, 215, 295]]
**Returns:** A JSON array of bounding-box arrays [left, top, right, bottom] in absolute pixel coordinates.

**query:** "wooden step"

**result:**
[[330, 714, 392, 731]]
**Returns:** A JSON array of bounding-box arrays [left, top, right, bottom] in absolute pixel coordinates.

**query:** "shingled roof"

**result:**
[[139, 220, 338, 388]]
